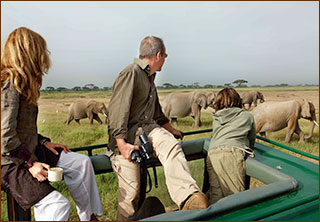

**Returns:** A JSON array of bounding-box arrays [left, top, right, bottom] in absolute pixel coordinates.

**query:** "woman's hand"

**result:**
[[44, 141, 71, 155], [28, 162, 50, 182]]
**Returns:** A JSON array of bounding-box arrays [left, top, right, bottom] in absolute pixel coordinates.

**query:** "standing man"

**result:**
[[108, 36, 209, 220]]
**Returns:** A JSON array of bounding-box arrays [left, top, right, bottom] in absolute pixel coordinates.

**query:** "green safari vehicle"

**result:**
[[5, 129, 319, 221], [87, 129, 319, 221]]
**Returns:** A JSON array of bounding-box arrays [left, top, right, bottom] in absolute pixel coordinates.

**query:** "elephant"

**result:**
[[239, 91, 265, 110], [161, 91, 210, 128], [202, 91, 216, 109], [65, 100, 108, 125], [251, 99, 318, 143]]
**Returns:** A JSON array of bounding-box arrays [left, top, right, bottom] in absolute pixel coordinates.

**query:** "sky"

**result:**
[[1, 1, 319, 89]]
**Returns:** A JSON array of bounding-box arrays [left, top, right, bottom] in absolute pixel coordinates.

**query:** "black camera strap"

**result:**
[[146, 169, 152, 193], [145, 166, 158, 193], [153, 166, 158, 188]]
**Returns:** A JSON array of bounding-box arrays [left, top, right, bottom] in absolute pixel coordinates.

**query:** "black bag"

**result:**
[[35, 145, 63, 167]]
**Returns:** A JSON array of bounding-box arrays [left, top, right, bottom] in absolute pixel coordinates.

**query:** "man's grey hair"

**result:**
[[139, 36, 165, 59]]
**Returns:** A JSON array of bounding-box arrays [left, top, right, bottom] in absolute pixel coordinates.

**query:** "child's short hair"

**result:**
[[214, 87, 242, 111]]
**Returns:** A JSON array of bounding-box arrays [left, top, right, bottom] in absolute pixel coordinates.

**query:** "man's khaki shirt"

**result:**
[[107, 58, 169, 151]]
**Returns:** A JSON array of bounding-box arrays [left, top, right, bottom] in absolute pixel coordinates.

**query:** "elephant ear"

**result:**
[[258, 91, 265, 100], [87, 100, 99, 114], [206, 92, 216, 107], [195, 94, 208, 109], [100, 103, 108, 115], [301, 99, 311, 118]]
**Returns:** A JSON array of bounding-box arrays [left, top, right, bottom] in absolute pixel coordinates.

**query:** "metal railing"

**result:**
[[256, 135, 319, 161], [70, 128, 319, 161]]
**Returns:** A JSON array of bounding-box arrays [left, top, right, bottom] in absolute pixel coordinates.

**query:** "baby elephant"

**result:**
[[65, 100, 108, 125]]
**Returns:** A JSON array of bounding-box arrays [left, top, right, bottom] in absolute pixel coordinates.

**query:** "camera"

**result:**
[[130, 133, 152, 164]]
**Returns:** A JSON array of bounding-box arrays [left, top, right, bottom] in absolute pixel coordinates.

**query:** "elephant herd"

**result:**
[[65, 90, 318, 144], [161, 90, 264, 127]]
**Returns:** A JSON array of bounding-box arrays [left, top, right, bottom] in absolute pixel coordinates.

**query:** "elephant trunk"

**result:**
[[304, 119, 317, 140]]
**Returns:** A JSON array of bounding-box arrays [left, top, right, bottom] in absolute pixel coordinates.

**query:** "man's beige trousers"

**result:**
[[111, 127, 200, 221]]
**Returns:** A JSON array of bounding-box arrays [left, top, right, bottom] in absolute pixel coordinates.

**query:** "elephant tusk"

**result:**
[[314, 120, 319, 127], [103, 113, 108, 117]]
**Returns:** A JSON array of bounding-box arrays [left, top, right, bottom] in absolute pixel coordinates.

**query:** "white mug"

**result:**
[[48, 167, 63, 182]]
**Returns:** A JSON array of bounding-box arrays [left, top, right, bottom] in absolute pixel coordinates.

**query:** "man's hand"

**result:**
[[44, 141, 71, 155], [116, 138, 139, 161], [28, 162, 50, 182], [171, 129, 184, 140], [161, 122, 184, 140]]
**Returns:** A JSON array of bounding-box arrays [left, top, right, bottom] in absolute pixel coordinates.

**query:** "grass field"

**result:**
[[1, 86, 319, 221]]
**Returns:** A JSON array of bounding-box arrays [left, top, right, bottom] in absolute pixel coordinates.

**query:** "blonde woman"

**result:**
[[1, 27, 103, 221]]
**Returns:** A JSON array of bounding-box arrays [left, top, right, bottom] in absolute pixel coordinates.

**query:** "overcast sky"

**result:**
[[1, 1, 319, 88]]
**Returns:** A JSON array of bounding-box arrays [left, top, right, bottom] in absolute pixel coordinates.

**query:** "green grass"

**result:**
[[1, 87, 319, 221]]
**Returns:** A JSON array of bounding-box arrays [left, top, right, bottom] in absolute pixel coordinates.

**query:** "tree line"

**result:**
[[42, 81, 318, 91]]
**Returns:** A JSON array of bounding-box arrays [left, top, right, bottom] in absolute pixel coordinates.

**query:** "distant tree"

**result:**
[[84, 83, 94, 87], [232, 79, 248, 87], [163, 83, 173, 88], [192, 82, 201, 88], [304, 84, 318, 86], [203, 84, 214, 88], [103, 86, 111, 90], [179, 84, 187, 88], [56, 87, 68, 91], [45, 86, 55, 91], [279, 83, 289, 87], [224, 83, 232, 87], [83, 83, 98, 90], [72, 86, 82, 91]]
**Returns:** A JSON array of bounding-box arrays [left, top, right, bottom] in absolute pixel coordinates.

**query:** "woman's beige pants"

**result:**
[[206, 146, 246, 205]]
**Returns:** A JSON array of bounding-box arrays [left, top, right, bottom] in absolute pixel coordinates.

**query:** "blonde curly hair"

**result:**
[[1, 27, 50, 105]]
